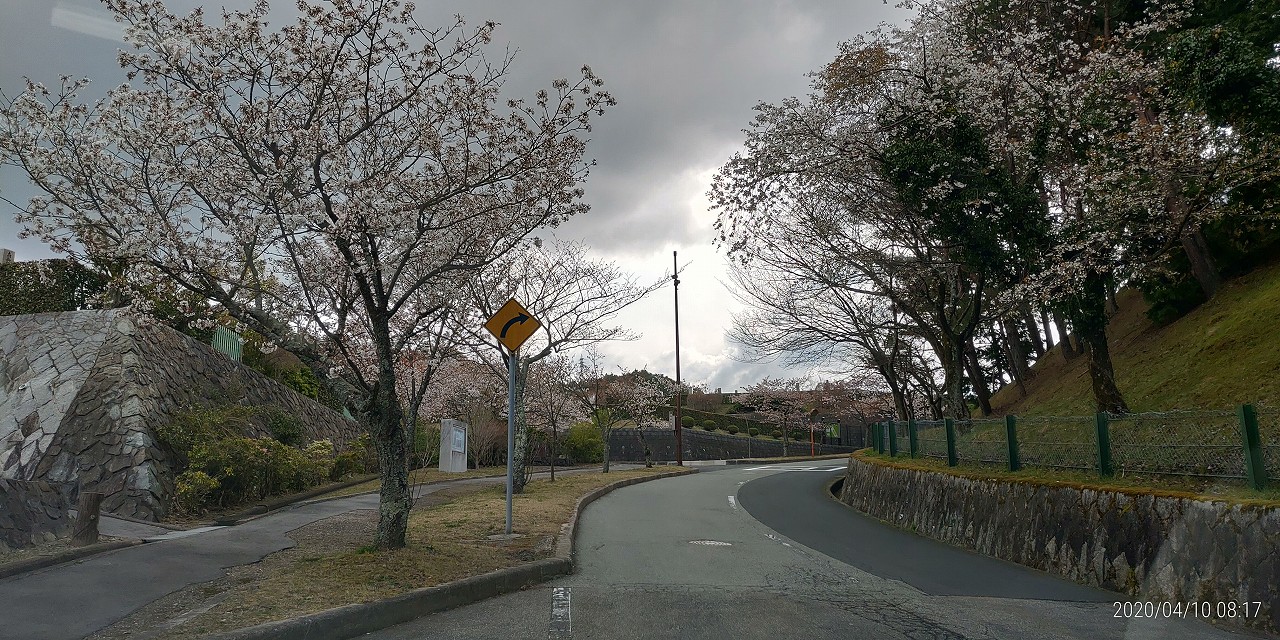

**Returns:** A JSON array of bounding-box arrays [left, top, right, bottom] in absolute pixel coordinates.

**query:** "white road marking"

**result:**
[[690, 539, 733, 546], [763, 532, 792, 547], [727, 495, 738, 510], [548, 586, 571, 639]]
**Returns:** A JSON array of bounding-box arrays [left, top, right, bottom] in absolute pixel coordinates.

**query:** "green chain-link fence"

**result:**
[[953, 418, 1008, 466], [1015, 414, 1095, 471], [917, 420, 948, 460], [1108, 410, 1243, 479], [872, 404, 1276, 491]]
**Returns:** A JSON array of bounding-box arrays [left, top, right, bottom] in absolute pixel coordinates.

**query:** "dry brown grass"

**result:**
[[151, 467, 677, 637]]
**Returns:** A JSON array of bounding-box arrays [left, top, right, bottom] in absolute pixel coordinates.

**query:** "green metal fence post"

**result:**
[[1095, 412, 1113, 477], [944, 418, 958, 467], [872, 423, 882, 453], [887, 421, 899, 457], [1005, 414, 1021, 472], [1238, 404, 1267, 491], [908, 418, 919, 458]]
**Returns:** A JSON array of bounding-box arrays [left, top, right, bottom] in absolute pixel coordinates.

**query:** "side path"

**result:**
[[0, 466, 629, 640]]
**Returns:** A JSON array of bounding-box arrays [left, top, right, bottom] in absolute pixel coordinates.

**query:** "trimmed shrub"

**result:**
[[332, 433, 375, 480], [725, 425, 739, 435], [680, 416, 696, 427], [748, 427, 760, 437], [159, 404, 347, 513], [265, 408, 305, 447], [770, 430, 783, 439], [173, 471, 220, 515], [701, 419, 717, 431]]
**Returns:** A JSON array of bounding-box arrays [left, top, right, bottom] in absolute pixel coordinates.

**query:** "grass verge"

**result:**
[[856, 449, 1280, 507], [991, 261, 1280, 415], [106, 467, 677, 638]]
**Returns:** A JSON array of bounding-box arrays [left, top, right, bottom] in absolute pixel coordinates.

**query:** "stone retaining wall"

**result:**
[[609, 428, 855, 462], [1, 310, 362, 521], [0, 478, 73, 552], [840, 455, 1280, 635]]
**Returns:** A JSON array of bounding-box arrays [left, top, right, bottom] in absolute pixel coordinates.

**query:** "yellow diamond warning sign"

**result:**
[[484, 298, 541, 352]]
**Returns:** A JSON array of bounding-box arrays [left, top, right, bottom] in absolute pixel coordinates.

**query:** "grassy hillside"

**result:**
[[991, 260, 1280, 416]]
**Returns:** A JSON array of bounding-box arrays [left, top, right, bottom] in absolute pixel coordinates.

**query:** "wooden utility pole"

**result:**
[[673, 251, 683, 466]]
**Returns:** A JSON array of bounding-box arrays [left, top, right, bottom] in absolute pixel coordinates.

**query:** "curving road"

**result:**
[[364, 461, 1254, 640]]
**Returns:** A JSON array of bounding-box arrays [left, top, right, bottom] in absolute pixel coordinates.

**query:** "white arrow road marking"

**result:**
[[548, 587, 571, 639], [727, 495, 738, 510]]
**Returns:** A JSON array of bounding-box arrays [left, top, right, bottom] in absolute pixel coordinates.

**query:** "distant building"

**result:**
[[0, 248, 14, 264]]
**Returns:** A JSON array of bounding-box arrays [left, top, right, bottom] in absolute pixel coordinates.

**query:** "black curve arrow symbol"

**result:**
[[500, 313, 530, 338]]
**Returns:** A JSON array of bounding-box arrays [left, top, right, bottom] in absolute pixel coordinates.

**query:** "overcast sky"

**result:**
[[0, 0, 909, 391]]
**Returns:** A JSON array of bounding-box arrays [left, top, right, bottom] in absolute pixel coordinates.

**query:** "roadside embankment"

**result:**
[[840, 452, 1280, 635]]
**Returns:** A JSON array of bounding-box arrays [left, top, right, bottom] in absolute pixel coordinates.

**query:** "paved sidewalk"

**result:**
[[0, 467, 623, 640]]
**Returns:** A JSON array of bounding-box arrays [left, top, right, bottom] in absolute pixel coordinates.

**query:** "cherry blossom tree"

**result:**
[[740, 377, 812, 456], [524, 353, 586, 481], [714, 0, 1279, 416], [457, 238, 664, 490], [0, 0, 613, 548]]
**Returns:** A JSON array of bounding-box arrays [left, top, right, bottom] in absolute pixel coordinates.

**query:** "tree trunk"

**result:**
[[1181, 225, 1222, 299], [510, 360, 531, 492], [1024, 303, 1044, 358], [870, 352, 910, 420], [1069, 273, 1130, 414], [636, 428, 653, 468], [781, 415, 789, 457], [600, 418, 612, 473], [1052, 311, 1078, 360], [999, 326, 1028, 398], [1002, 318, 1033, 382], [963, 340, 993, 416], [1040, 307, 1055, 350], [941, 340, 969, 419], [370, 366, 410, 550]]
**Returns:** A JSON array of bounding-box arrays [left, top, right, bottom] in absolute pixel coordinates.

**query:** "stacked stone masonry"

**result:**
[[0, 478, 73, 552], [0, 310, 361, 523], [840, 456, 1280, 635]]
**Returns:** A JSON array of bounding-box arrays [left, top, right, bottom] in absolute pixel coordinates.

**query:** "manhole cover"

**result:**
[[689, 540, 732, 546]]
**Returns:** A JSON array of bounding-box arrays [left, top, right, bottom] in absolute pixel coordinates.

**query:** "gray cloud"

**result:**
[[0, 0, 907, 389]]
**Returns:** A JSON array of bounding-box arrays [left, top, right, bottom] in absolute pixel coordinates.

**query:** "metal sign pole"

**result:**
[[506, 349, 516, 534]]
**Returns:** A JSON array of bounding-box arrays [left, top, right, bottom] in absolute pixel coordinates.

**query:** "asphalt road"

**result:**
[[0, 467, 617, 640], [364, 462, 1257, 640]]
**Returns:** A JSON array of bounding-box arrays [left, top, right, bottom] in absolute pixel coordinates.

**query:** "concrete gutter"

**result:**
[[725, 453, 851, 465], [203, 468, 698, 640], [0, 540, 142, 581], [213, 474, 380, 525]]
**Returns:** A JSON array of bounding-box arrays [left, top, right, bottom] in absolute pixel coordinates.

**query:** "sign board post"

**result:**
[[438, 419, 468, 473], [484, 298, 542, 535]]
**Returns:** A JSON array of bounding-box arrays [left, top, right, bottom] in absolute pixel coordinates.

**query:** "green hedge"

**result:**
[[0, 259, 107, 315], [160, 404, 364, 515]]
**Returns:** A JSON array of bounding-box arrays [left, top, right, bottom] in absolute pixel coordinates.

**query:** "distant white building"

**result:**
[[0, 248, 14, 264]]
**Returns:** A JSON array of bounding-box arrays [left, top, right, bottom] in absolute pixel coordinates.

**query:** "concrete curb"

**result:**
[[213, 474, 381, 525], [203, 468, 698, 640], [725, 453, 851, 465], [0, 539, 142, 581]]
